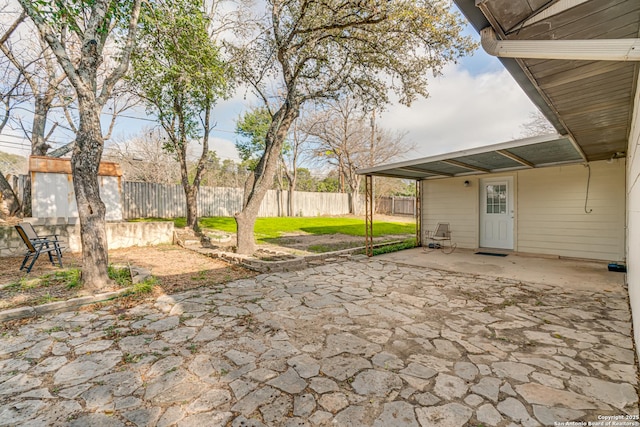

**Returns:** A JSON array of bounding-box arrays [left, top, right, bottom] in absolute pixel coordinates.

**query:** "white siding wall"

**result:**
[[517, 160, 625, 261], [626, 69, 640, 365], [421, 162, 625, 262], [422, 177, 479, 248]]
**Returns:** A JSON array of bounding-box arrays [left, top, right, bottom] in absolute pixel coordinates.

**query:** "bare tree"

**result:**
[[519, 110, 556, 137], [0, 23, 69, 156], [281, 115, 313, 216], [104, 128, 182, 184], [18, 0, 143, 290], [308, 98, 413, 214], [229, 0, 475, 254], [0, 16, 27, 219]]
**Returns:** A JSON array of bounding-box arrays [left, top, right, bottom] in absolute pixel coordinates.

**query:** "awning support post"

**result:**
[[416, 179, 421, 247], [365, 174, 373, 257]]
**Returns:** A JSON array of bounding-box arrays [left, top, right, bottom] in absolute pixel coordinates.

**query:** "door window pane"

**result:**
[[486, 184, 507, 214]]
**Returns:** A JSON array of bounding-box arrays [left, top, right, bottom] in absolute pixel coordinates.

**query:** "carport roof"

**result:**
[[452, 0, 640, 163], [357, 133, 585, 180]]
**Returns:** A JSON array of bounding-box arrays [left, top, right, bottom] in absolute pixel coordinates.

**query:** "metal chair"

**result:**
[[425, 222, 456, 254], [14, 223, 64, 273]]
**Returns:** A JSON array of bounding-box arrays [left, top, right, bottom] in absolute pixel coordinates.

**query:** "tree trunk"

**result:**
[[0, 172, 21, 217], [185, 185, 199, 231], [73, 97, 110, 291], [288, 187, 295, 217], [351, 188, 360, 215], [235, 103, 299, 254], [32, 98, 51, 156], [234, 210, 257, 255], [22, 174, 32, 217], [287, 174, 297, 216]]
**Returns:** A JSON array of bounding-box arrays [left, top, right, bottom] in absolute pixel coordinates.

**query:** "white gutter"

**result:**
[[481, 27, 640, 61]]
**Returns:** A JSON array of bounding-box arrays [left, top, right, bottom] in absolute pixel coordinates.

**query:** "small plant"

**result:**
[[45, 326, 64, 334], [37, 293, 60, 305], [104, 325, 121, 339], [123, 353, 143, 364], [108, 265, 131, 287], [124, 277, 157, 296], [191, 271, 207, 281], [53, 269, 82, 289], [7, 277, 39, 290]]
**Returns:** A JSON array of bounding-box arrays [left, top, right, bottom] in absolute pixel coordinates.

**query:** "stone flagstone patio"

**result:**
[[0, 258, 638, 426]]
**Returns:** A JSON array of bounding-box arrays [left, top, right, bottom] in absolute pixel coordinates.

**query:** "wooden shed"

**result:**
[[29, 156, 124, 221]]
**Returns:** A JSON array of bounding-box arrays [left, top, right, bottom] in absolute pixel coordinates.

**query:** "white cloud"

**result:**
[[209, 136, 240, 162], [379, 64, 540, 160]]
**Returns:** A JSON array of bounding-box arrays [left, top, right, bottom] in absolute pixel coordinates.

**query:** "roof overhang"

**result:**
[[357, 133, 586, 180], [453, 0, 640, 162]]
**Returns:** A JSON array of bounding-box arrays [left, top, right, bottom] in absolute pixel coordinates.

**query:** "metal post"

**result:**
[[365, 174, 373, 257], [415, 179, 421, 247]]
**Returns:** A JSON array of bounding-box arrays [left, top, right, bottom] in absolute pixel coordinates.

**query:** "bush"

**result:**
[[371, 239, 417, 256]]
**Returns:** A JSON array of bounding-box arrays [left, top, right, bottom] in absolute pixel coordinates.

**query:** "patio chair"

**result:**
[[14, 223, 64, 273], [425, 222, 457, 254], [20, 222, 62, 244]]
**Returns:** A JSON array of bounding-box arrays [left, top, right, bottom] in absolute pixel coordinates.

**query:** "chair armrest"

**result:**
[[40, 234, 60, 240]]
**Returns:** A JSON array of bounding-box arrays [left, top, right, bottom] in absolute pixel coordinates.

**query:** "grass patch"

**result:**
[[124, 276, 157, 296], [6, 268, 83, 291], [108, 265, 131, 286], [133, 216, 416, 241], [54, 269, 82, 289], [36, 293, 60, 305], [4, 266, 131, 300], [307, 241, 367, 253], [6, 277, 40, 290]]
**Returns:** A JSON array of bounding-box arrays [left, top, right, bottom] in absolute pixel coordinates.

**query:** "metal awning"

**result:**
[[453, 0, 640, 162], [357, 133, 585, 180]]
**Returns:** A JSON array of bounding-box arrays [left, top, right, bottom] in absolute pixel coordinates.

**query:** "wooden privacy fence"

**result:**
[[375, 196, 416, 216], [122, 181, 354, 219]]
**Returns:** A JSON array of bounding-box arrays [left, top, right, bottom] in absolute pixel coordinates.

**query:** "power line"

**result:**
[[65, 106, 239, 135], [0, 131, 73, 145]]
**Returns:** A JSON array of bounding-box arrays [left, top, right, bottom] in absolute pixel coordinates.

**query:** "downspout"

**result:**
[[480, 27, 640, 62]]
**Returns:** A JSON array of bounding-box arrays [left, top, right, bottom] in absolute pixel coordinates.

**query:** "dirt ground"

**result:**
[[0, 214, 416, 311], [266, 232, 414, 253], [0, 245, 256, 311]]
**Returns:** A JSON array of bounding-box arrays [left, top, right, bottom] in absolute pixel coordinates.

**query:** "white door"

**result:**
[[480, 178, 514, 249]]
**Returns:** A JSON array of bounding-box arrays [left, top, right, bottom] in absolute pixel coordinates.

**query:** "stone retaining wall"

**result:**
[[0, 220, 174, 257]]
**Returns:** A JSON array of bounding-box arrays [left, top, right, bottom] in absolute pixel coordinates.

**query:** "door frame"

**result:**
[[479, 176, 515, 250]]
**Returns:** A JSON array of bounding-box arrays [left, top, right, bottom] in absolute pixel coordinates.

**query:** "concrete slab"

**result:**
[[378, 247, 626, 293]]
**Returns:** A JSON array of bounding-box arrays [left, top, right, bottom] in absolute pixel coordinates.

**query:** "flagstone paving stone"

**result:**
[[0, 258, 638, 426]]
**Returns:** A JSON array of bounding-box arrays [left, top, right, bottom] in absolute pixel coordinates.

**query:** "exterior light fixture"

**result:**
[[464, 180, 470, 187]]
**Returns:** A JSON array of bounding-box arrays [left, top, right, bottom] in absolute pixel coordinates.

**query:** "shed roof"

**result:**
[[357, 133, 585, 179], [29, 156, 123, 177]]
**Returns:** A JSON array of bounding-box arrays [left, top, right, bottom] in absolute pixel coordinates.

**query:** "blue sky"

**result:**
[[1, 8, 541, 166]]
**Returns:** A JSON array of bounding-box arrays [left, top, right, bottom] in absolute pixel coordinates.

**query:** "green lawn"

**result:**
[[141, 216, 416, 240]]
